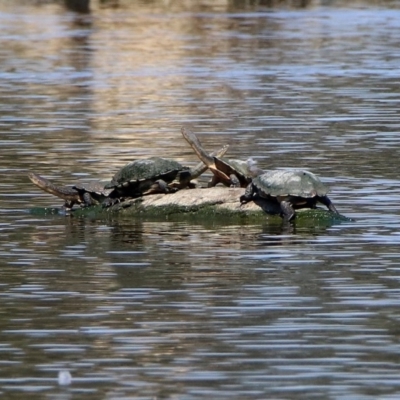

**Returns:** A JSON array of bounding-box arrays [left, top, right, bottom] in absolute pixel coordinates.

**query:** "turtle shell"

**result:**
[[105, 158, 188, 189], [215, 158, 252, 175], [73, 181, 112, 196], [254, 169, 329, 198], [213, 157, 253, 186], [72, 181, 113, 206]]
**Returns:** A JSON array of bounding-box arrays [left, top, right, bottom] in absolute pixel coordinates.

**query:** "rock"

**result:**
[[66, 187, 350, 225]]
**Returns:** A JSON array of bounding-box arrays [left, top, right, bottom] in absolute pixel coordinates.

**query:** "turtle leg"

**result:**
[[102, 197, 113, 208], [138, 179, 170, 197], [240, 183, 255, 204], [82, 192, 94, 207], [280, 200, 296, 221], [64, 200, 75, 211], [318, 195, 339, 214], [187, 180, 197, 189], [143, 179, 171, 195], [154, 179, 171, 193], [102, 196, 122, 208], [207, 175, 220, 188], [229, 174, 240, 188]]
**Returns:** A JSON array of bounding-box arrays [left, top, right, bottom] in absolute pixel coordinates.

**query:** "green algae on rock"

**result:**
[[30, 187, 351, 226]]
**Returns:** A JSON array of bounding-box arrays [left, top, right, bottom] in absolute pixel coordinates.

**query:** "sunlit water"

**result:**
[[1, 0, 400, 398]]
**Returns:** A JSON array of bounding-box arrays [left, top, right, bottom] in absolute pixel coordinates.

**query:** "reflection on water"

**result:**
[[1, 0, 400, 398]]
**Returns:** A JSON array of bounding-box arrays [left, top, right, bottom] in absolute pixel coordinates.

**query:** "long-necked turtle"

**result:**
[[28, 172, 112, 210], [102, 144, 229, 207], [181, 126, 257, 188], [240, 169, 339, 221], [28, 142, 229, 209]]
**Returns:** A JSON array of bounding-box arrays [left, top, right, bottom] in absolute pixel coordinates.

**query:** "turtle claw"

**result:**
[[154, 179, 169, 193], [239, 194, 249, 205], [102, 197, 122, 208], [63, 201, 74, 211], [229, 174, 241, 188], [280, 200, 296, 222]]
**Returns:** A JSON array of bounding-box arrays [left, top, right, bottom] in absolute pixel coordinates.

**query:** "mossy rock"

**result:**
[[29, 187, 351, 227]]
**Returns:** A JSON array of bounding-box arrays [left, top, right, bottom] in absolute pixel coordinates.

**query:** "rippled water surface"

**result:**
[[1, 0, 400, 398]]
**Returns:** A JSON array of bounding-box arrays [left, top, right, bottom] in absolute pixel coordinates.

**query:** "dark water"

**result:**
[[1, 0, 400, 398]]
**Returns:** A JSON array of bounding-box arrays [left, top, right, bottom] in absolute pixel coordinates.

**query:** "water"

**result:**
[[1, 0, 400, 398]]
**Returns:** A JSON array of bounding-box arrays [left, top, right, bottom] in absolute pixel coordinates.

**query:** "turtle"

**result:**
[[73, 181, 112, 206], [28, 142, 229, 210], [181, 126, 258, 188], [28, 172, 112, 210], [239, 169, 339, 221], [102, 143, 229, 207]]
